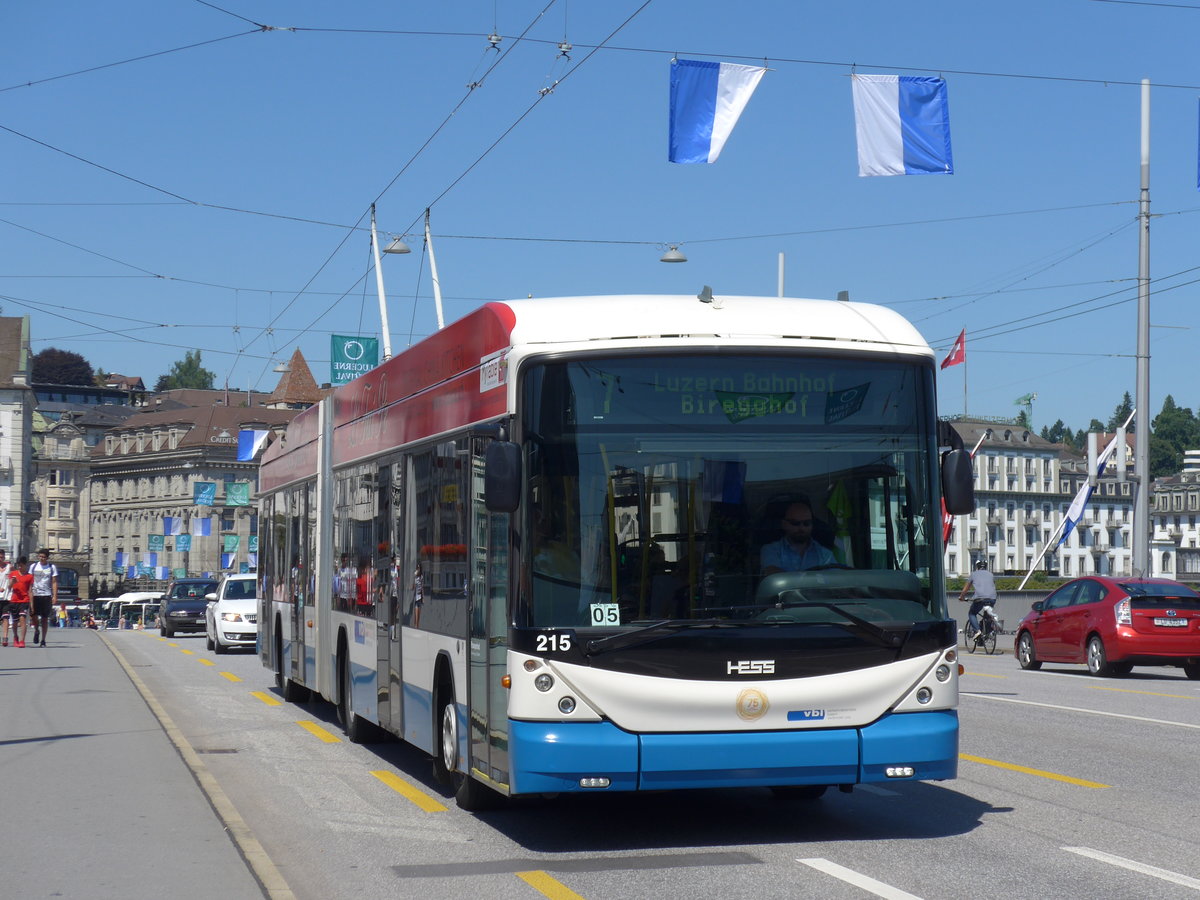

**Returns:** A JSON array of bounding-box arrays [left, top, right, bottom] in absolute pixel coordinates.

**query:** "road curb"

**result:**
[[101, 632, 296, 900]]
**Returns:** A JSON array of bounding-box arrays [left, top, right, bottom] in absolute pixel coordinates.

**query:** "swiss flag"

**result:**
[[940, 329, 965, 370]]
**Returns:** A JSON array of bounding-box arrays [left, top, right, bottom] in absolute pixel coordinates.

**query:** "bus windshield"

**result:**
[[521, 353, 944, 632]]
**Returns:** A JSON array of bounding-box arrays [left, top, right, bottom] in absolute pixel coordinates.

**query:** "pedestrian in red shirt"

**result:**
[[3, 557, 33, 648]]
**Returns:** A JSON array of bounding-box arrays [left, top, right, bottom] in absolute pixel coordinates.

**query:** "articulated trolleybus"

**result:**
[[258, 293, 974, 810]]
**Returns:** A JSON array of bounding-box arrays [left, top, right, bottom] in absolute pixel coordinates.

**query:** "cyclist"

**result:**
[[958, 559, 998, 641]]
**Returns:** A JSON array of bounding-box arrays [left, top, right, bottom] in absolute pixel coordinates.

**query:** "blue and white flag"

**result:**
[[851, 74, 953, 177], [192, 518, 212, 537], [163, 516, 183, 536], [1057, 441, 1117, 548], [669, 59, 766, 164], [237, 429, 269, 462]]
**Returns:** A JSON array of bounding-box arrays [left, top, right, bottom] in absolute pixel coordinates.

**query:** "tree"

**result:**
[[1108, 392, 1134, 432], [31, 348, 94, 385], [154, 350, 215, 391], [1149, 395, 1200, 478], [1040, 419, 1078, 448]]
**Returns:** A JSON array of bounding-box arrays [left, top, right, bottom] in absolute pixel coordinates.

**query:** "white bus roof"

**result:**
[[498, 295, 931, 356]]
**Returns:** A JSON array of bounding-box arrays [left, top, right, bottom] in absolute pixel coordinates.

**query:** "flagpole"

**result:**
[[1018, 411, 1135, 589], [963, 343, 968, 418]]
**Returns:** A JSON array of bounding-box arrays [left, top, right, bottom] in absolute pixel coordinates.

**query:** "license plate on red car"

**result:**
[[1154, 617, 1188, 627]]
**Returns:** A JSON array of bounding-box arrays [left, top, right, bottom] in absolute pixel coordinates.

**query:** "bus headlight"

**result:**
[[534, 673, 554, 692], [916, 687, 933, 704], [935, 664, 951, 682], [558, 696, 576, 714]]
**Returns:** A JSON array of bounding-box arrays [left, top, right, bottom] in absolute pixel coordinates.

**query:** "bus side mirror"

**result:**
[[941, 448, 975, 515], [484, 441, 521, 513]]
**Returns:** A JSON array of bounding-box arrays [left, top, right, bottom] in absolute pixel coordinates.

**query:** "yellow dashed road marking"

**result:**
[[371, 771, 448, 812], [219, 671, 242, 682], [251, 691, 282, 707], [296, 720, 341, 743], [1090, 686, 1195, 700], [960, 753, 1109, 788], [516, 871, 585, 900]]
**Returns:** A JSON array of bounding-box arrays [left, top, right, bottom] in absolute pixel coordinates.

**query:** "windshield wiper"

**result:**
[[586, 618, 731, 655], [769, 600, 909, 648]]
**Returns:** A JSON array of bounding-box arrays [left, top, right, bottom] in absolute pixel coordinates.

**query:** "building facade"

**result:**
[[0, 317, 35, 557], [87, 405, 299, 595], [943, 419, 1137, 580]]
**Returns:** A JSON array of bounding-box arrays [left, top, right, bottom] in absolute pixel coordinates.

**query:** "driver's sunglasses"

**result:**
[[784, 518, 813, 527]]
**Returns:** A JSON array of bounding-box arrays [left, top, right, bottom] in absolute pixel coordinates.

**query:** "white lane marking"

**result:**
[[798, 859, 923, 899], [962, 692, 1200, 730], [1063, 847, 1200, 890]]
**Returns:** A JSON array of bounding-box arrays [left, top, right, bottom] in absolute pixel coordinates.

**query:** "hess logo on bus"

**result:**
[[727, 659, 775, 675]]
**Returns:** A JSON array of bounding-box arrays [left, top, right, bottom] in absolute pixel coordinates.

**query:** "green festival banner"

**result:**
[[176, 534, 192, 552], [194, 482, 216, 506], [331, 335, 379, 386], [226, 482, 250, 507], [148, 534, 164, 551], [223, 534, 240, 553]]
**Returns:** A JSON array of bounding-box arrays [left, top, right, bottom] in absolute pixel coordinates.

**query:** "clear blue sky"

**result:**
[[4, 1, 1200, 433]]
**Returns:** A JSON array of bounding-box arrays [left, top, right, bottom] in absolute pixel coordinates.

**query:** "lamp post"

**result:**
[[370, 203, 411, 361]]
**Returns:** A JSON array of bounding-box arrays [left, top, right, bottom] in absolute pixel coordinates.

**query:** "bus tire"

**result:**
[[456, 771, 504, 812], [336, 639, 366, 743], [432, 673, 456, 786], [276, 630, 310, 703]]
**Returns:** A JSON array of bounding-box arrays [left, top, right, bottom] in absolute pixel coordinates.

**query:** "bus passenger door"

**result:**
[[467, 438, 512, 792]]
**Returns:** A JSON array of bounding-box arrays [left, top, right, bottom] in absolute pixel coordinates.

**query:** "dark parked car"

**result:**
[[159, 578, 219, 638], [1015, 576, 1200, 678]]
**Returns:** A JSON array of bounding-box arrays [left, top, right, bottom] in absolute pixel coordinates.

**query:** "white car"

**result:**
[[205, 574, 259, 654]]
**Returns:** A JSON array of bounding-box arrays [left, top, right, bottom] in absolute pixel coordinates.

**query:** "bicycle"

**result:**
[[963, 605, 999, 655]]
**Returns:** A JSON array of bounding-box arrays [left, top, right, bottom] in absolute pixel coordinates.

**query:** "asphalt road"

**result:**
[[17, 627, 1200, 900]]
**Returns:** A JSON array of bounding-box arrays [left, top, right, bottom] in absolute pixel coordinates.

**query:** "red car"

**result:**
[[1015, 576, 1200, 678]]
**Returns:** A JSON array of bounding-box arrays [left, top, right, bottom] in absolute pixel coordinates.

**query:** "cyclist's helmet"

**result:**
[[975, 560, 988, 570]]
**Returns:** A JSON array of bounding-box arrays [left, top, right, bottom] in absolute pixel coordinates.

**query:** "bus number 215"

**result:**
[[536, 633, 572, 653]]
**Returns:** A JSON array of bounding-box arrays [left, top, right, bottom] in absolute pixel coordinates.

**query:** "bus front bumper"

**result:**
[[508, 710, 958, 795]]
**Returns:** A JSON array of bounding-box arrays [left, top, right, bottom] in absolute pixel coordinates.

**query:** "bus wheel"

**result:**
[[276, 631, 309, 703], [274, 631, 284, 690], [456, 771, 504, 812], [433, 681, 456, 785], [338, 648, 367, 743]]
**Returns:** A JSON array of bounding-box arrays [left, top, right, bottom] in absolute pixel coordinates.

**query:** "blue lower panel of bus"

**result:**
[[509, 710, 958, 794], [859, 708, 958, 782]]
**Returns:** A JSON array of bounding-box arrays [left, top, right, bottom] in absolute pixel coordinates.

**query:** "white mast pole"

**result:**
[[370, 204, 394, 361], [425, 208, 445, 330]]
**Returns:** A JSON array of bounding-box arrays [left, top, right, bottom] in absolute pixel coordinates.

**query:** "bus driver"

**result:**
[[760, 500, 835, 574]]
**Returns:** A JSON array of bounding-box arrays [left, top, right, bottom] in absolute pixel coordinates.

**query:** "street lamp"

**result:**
[[371, 204, 412, 362], [659, 244, 687, 263]]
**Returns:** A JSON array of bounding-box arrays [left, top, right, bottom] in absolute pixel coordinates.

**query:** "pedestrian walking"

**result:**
[[30, 548, 57, 648], [3, 557, 33, 647]]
